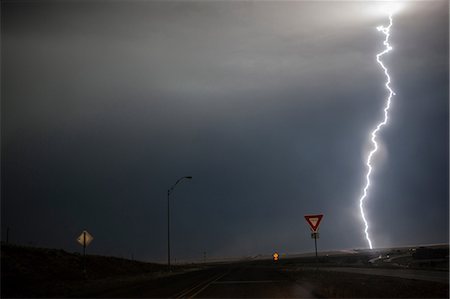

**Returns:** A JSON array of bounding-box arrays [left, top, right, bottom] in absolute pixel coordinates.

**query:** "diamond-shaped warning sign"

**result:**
[[273, 252, 279, 261], [304, 214, 323, 232], [77, 230, 94, 247]]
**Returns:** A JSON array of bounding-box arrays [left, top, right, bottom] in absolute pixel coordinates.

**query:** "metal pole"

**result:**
[[166, 176, 191, 272], [314, 233, 318, 262], [167, 189, 171, 271], [6, 227, 9, 244], [83, 231, 87, 277]]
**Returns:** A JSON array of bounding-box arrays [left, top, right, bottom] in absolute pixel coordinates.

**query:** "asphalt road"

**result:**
[[189, 264, 315, 298], [94, 264, 315, 298], [89, 263, 448, 298]]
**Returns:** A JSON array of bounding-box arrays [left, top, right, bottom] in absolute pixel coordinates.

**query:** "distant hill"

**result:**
[[1, 243, 169, 297]]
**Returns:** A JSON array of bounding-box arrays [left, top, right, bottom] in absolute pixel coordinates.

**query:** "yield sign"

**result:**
[[77, 230, 94, 247], [304, 214, 323, 232]]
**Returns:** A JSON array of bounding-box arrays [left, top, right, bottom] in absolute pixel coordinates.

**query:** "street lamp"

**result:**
[[167, 176, 192, 270]]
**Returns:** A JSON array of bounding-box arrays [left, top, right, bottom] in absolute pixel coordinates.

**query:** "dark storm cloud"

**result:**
[[2, 1, 448, 262]]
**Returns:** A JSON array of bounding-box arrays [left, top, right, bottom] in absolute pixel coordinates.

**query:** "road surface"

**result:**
[[187, 264, 314, 298], [93, 264, 314, 298], [86, 263, 448, 298]]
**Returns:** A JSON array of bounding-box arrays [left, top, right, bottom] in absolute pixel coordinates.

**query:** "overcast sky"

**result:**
[[2, 0, 448, 262]]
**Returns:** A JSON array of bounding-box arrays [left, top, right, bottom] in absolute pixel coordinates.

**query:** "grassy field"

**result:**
[[1, 243, 185, 297], [281, 268, 449, 298]]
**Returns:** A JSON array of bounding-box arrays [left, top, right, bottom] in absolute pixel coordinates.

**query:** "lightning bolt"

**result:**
[[359, 13, 396, 250]]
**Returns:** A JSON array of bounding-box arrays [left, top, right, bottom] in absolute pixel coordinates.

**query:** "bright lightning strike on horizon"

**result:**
[[359, 13, 396, 250]]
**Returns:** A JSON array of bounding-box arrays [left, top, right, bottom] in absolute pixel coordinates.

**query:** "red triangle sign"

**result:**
[[304, 214, 323, 232]]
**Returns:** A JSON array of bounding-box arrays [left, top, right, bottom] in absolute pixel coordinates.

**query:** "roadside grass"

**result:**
[[284, 268, 449, 298], [1, 243, 194, 298]]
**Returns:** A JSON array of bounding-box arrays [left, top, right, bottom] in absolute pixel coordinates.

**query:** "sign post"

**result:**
[[304, 214, 323, 261], [77, 230, 93, 278]]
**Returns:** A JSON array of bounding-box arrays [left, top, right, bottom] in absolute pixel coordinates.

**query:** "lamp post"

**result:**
[[167, 176, 192, 271]]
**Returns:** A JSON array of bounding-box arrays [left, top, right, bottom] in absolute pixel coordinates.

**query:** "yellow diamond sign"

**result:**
[[77, 230, 94, 247], [273, 252, 279, 261]]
